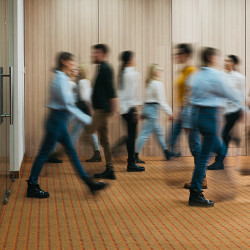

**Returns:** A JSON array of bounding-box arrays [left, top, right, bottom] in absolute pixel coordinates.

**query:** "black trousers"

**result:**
[[222, 109, 242, 148], [122, 108, 138, 163]]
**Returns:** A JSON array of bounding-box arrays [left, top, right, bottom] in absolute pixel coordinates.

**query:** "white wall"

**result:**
[[10, 0, 25, 171]]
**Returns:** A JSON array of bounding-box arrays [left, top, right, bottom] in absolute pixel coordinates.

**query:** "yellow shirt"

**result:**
[[175, 66, 196, 106]]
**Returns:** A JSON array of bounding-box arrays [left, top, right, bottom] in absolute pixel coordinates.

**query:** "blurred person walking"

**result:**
[[86, 44, 118, 180], [187, 48, 243, 207], [135, 64, 174, 162], [115, 51, 145, 172], [26, 52, 107, 198], [207, 55, 245, 170]]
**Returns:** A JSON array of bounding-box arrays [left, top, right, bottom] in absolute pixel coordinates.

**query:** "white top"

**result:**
[[144, 80, 172, 115], [78, 79, 92, 102], [118, 67, 142, 114], [69, 80, 77, 102], [223, 70, 245, 114]]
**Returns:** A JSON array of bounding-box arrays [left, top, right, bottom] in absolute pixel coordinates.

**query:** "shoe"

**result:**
[[189, 189, 214, 207], [94, 167, 116, 180], [85, 178, 108, 194], [47, 156, 63, 163], [135, 153, 145, 164], [26, 180, 50, 198], [127, 161, 145, 172], [184, 177, 207, 189], [174, 152, 181, 157], [164, 150, 175, 160], [207, 161, 224, 170], [86, 150, 102, 162]]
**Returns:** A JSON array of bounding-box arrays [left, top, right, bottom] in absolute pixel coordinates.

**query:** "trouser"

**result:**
[[191, 107, 227, 191], [29, 110, 89, 184], [86, 109, 112, 168], [136, 103, 168, 153], [70, 119, 100, 150], [122, 108, 137, 163], [169, 109, 201, 165], [222, 109, 242, 148]]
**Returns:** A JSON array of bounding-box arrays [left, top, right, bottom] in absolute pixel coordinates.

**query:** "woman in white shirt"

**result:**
[[135, 64, 174, 161], [207, 55, 245, 170], [116, 51, 145, 172], [70, 64, 101, 162]]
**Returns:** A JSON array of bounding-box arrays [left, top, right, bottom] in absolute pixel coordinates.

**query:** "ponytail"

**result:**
[[118, 51, 133, 89]]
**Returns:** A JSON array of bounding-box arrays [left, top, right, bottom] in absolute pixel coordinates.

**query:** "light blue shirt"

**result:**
[[190, 67, 242, 109], [47, 70, 92, 125]]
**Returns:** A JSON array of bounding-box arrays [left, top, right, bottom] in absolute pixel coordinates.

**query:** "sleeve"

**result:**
[[60, 76, 92, 125], [103, 65, 116, 99], [79, 79, 92, 102], [157, 82, 172, 115], [214, 73, 243, 110]]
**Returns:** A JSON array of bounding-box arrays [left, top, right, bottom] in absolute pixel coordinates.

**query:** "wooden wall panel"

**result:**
[[24, 0, 248, 157], [25, 0, 98, 156]]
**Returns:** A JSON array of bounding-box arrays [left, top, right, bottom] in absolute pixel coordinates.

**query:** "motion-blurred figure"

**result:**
[[207, 55, 245, 170], [115, 51, 145, 172], [26, 52, 107, 198], [135, 64, 174, 162], [170, 44, 201, 168], [86, 44, 118, 180], [72, 64, 102, 162], [187, 48, 243, 207]]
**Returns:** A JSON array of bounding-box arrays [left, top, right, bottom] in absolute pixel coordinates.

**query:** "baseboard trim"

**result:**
[[10, 155, 26, 179]]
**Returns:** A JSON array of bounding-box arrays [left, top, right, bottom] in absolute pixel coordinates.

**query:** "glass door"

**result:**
[[0, 0, 14, 205]]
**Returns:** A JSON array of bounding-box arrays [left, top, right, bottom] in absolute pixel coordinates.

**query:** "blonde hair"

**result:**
[[79, 63, 89, 80], [146, 63, 159, 85]]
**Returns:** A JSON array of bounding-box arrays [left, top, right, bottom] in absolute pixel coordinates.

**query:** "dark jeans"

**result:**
[[191, 107, 226, 191], [169, 112, 201, 165], [29, 110, 89, 184], [222, 109, 242, 148], [122, 108, 137, 163]]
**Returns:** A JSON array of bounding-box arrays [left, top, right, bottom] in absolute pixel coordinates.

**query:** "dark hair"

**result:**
[[176, 43, 192, 55], [118, 51, 134, 89], [201, 47, 217, 65], [228, 55, 239, 65], [93, 44, 109, 54], [55, 52, 74, 71]]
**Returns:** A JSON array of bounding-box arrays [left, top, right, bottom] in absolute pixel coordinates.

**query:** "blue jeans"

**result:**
[[29, 110, 89, 184], [191, 107, 226, 191], [136, 104, 168, 153], [70, 119, 100, 150], [169, 109, 201, 165]]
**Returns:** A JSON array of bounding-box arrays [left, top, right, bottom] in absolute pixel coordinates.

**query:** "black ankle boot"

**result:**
[[127, 159, 145, 172], [26, 180, 50, 198], [86, 150, 102, 162], [207, 160, 224, 170], [189, 189, 214, 207], [164, 150, 175, 160], [94, 166, 116, 180], [84, 177, 108, 194], [135, 153, 145, 164], [47, 156, 63, 163]]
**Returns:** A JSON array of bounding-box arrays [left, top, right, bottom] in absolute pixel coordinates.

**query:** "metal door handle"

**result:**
[[0, 67, 13, 125]]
